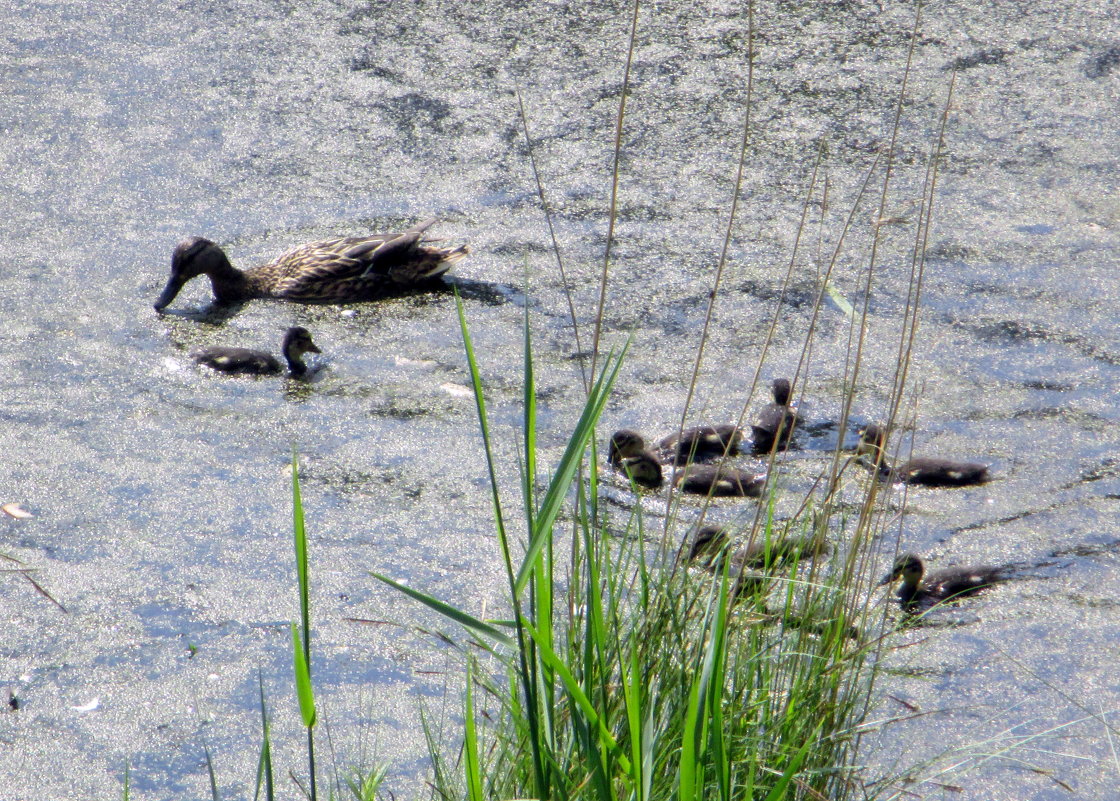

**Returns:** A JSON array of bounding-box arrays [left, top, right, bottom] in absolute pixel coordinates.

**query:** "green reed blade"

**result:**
[[370, 571, 513, 647]]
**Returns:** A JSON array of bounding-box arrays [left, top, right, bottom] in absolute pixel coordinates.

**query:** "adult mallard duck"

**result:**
[[192, 326, 321, 377], [858, 423, 990, 486], [154, 218, 469, 311], [751, 378, 801, 454], [879, 552, 1006, 609], [673, 464, 766, 497]]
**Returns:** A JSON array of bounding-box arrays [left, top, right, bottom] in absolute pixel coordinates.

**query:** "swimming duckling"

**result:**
[[658, 425, 744, 465], [683, 528, 769, 601], [606, 432, 664, 488], [751, 378, 802, 453], [688, 525, 829, 570], [192, 326, 321, 377], [155, 218, 468, 311], [616, 451, 664, 490], [879, 552, 1006, 608], [674, 464, 766, 497], [609, 426, 743, 467], [608, 429, 648, 466], [858, 424, 990, 486]]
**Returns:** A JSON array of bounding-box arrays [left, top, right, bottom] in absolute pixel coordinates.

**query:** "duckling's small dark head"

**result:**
[[280, 326, 322, 377], [878, 552, 924, 587], [858, 423, 888, 456], [609, 429, 647, 465], [688, 525, 730, 561], [618, 452, 663, 489], [155, 238, 229, 311], [771, 378, 792, 406], [283, 326, 321, 357]]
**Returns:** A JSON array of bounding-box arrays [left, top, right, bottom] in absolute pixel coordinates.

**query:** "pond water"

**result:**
[[1, 0, 1117, 798]]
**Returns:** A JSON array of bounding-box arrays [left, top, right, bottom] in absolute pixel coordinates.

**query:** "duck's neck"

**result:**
[[897, 574, 923, 603], [204, 255, 257, 303], [696, 551, 722, 570], [284, 350, 308, 377], [860, 443, 893, 473], [856, 453, 893, 480], [697, 544, 732, 571]]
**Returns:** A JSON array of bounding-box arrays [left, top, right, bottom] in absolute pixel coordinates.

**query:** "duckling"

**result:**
[[608, 429, 648, 466], [751, 378, 802, 453], [858, 423, 990, 486], [192, 326, 321, 377], [658, 425, 744, 465], [154, 218, 468, 311], [879, 552, 1006, 608], [673, 464, 766, 497], [616, 451, 664, 490], [683, 527, 769, 601], [605, 431, 663, 488], [688, 525, 829, 571]]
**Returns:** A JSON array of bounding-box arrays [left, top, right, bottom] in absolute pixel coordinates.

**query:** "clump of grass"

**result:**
[[367, 3, 964, 793], [371, 292, 889, 801]]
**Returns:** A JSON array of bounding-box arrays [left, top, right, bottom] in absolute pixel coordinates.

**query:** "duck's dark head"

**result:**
[[281, 326, 322, 376], [857, 423, 888, 456], [283, 327, 321, 356], [688, 525, 730, 562], [618, 452, 663, 489], [879, 552, 924, 587], [154, 237, 233, 312], [609, 429, 647, 465], [771, 378, 792, 406]]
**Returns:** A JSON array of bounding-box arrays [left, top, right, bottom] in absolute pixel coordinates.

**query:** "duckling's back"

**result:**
[[193, 346, 281, 375]]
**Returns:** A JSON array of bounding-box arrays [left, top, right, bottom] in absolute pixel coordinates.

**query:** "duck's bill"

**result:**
[[307, 342, 322, 354], [153, 276, 187, 311], [877, 570, 897, 586]]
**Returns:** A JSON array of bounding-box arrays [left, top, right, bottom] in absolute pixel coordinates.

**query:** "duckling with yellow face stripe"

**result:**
[[687, 526, 829, 570], [609, 426, 744, 467], [606, 430, 663, 489], [658, 424, 743, 465], [879, 552, 1006, 609]]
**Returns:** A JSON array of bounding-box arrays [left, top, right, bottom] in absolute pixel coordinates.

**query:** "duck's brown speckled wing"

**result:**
[[264, 235, 399, 298], [261, 219, 456, 301]]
